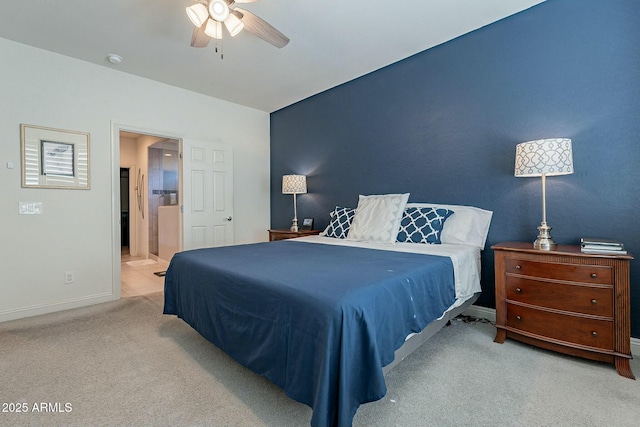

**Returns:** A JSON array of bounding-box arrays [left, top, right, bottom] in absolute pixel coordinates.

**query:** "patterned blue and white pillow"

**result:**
[[396, 207, 454, 244], [322, 207, 355, 239]]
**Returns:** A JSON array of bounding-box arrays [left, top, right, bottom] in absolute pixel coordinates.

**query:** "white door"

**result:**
[[181, 139, 234, 250]]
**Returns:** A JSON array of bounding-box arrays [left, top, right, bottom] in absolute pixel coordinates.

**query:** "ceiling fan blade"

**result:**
[[233, 0, 260, 3], [191, 24, 211, 48], [232, 7, 289, 48]]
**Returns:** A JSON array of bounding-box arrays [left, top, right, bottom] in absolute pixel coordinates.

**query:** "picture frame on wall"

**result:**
[[21, 124, 90, 189]]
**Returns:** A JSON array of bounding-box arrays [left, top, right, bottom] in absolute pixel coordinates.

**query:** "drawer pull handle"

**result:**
[[592, 331, 598, 337], [591, 299, 597, 305], [516, 315, 521, 321], [591, 273, 597, 278], [516, 288, 522, 293], [515, 265, 522, 270]]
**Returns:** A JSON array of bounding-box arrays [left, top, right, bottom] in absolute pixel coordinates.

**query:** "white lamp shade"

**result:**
[[515, 138, 574, 177], [224, 13, 244, 37], [204, 19, 223, 39], [282, 175, 307, 194], [186, 3, 209, 27]]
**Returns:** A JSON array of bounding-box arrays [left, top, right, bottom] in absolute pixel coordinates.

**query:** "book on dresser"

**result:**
[[580, 237, 627, 254]]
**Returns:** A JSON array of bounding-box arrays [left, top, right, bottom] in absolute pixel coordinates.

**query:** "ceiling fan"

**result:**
[[186, 0, 289, 51]]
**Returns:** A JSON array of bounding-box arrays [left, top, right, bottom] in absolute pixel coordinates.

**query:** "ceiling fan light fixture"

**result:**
[[186, 3, 209, 27], [187, 0, 289, 50], [209, 0, 230, 22], [204, 19, 223, 39], [224, 13, 244, 37]]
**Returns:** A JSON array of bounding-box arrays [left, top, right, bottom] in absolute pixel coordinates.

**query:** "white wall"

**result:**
[[0, 38, 271, 321]]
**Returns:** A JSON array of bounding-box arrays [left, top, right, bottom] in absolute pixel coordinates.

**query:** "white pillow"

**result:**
[[347, 193, 410, 243], [406, 203, 493, 249]]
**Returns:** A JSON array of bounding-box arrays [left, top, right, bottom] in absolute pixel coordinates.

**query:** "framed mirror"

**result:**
[[21, 124, 90, 189]]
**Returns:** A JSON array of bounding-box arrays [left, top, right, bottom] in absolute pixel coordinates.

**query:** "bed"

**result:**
[[164, 197, 492, 427]]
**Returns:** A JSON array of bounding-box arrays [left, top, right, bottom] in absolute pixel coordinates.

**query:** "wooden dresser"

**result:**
[[492, 242, 634, 379], [268, 229, 321, 241]]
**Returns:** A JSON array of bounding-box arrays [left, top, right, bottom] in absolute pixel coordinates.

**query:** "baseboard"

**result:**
[[632, 337, 640, 357], [0, 293, 115, 323], [463, 304, 640, 357], [462, 304, 496, 323]]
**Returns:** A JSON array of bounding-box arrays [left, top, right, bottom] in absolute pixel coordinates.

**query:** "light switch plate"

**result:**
[[19, 202, 43, 215]]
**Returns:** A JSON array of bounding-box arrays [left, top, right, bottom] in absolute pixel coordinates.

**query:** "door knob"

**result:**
[[224, 216, 232, 221]]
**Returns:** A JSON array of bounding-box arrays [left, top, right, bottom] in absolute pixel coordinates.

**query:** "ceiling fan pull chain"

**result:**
[[214, 38, 224, 60]]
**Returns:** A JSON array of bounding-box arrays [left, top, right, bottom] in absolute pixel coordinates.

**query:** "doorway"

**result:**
[[118, 130, 180, 298]]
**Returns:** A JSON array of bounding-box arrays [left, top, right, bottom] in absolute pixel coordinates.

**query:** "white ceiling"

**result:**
[[0, 0, 544, 113]]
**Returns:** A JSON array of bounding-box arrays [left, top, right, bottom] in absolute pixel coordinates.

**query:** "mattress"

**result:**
[[296, 235, 482, 307], [164, 237, 481, 427]]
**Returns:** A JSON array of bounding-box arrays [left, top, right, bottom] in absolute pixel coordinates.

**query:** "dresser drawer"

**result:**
[[505, 258, 612, 285], [506, 303, 613, 350], [506, 276, 613, 317]]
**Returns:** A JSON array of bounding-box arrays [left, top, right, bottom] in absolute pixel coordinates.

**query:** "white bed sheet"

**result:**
[[290, 235, 482, 310]]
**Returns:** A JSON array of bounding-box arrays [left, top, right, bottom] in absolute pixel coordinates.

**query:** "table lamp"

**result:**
[[515, 138, 573, 250], [282, 174, 307, 232]]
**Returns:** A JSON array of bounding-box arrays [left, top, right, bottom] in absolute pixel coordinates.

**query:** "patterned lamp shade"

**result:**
[[515, 138, 574, 177], [282, 174, 307, 194]]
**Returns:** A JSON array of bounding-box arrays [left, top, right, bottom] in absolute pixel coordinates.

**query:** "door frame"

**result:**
[[110, 122, 184, 299]]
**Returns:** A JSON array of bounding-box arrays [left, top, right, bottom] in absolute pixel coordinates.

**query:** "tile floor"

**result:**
[[121, 248, 169, 298]]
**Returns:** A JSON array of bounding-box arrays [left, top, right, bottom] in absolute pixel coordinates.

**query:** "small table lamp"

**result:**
[[515, 138, 573, 250], [282, 174, 307, 232]]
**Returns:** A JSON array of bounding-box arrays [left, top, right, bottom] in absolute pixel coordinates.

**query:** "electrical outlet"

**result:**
[[64, 271, 75, 284]]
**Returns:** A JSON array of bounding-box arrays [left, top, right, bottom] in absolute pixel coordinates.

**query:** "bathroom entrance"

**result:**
[[118, 131, 181, 298], [119, 131, 181, 263]]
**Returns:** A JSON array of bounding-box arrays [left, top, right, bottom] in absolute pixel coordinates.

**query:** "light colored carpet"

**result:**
[[1, 292, 638, 427]]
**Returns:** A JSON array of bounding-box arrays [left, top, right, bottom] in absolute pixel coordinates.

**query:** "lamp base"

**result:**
[[290, 218, 299, 232], [533, 222, 557, 250]]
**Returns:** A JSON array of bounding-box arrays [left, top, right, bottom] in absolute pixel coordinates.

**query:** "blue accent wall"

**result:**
[[270, 0, 640, 337]]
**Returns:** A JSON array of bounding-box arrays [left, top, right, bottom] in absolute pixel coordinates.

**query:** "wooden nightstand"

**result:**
[[268, 229, 321, 241], [492, 242, 634, 379]]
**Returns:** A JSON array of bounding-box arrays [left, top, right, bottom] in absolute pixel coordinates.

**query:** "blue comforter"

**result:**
[[163, 240, 455, 427]]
